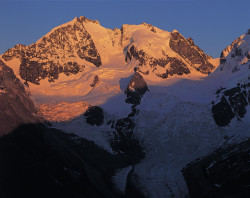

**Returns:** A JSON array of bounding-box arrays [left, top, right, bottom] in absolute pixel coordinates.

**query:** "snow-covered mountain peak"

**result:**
[[124, 26, 216, 78], [1, 16, 218, 85], [217, 30, 250, 73], [36, 16, 100, 44], [171, 29, 179, 33], [140, 22, 157, 32], [0, 17, 219, 109], [76, 16, 100, 25]]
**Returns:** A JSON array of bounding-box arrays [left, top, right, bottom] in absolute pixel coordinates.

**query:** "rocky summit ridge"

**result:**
[[1, 16, 217, 86]]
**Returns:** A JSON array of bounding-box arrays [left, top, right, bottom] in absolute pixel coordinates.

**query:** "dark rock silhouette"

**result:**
[[84, 106, 104, 126], [125, 72, 149, 106], [212, 83, 249, 127], [0, 60, 38, 136], [0, 123, 145, 198], [183, 137, 250, 198]]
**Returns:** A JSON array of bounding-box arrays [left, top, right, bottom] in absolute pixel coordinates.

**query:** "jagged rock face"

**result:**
[[169, 31, 215, 74], [125, 72, 149, 106], [219, 35, 244, 64], [84, 106, 104, 126], [0, 60, 37, 136], [212, 83, 250, 127], [1, 17, 217, 88], [109, 117, 145, 159], [218, 32, 250, 72], [2, 17, 101, 84], [213, 31, 250, 127], [19, 58, 70, 84], [124, 28, 217, 79], [126, 45, 191, 78], [183, 138, 250, 198]]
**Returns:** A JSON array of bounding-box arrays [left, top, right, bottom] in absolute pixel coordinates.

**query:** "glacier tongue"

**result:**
[[128, 80, 224, 197]]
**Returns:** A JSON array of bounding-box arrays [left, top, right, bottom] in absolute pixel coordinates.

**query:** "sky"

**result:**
[[0, 0, 249, 58]]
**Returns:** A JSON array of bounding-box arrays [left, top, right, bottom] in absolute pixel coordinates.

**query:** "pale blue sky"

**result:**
[[1, 0, 249, 58]]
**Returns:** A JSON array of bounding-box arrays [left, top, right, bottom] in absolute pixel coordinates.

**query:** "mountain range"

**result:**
[[0, 16, 249, 198]]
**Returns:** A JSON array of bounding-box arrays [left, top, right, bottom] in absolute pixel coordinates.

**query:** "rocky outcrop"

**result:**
[[169, 31, 215, 74], [0, 123, 145, 198], [0, 60, 38, 136], [18, 58, 85, 85], [140, 23, 157, 33], [213, 30, 250, 127], [109, 117, 145, 161], [125, 45, 191, 78], [183, 138, 250, 198], [218, 31, 250, 71], [219, 35, 244, 65], [115, 117, 135, 135], [90, 75, 100, 87], [84, 106, 104, 126], [125, 72, 149, 106], [122, 25, 217, 79], [2, 17, 101, 85], [212, 83, 250, 127]]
